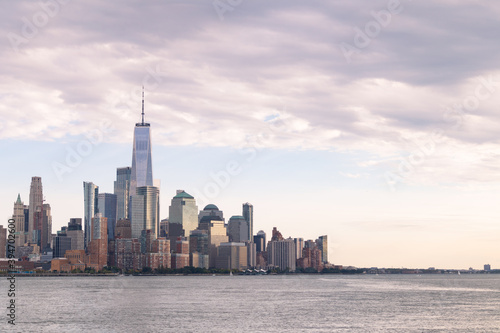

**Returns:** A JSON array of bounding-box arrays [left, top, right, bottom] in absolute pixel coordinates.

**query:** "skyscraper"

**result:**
[[198, 204, 224, 223], [168, 190, 198, 245], [254, 230, 266, 252], [67, 218, 84, 250], [114, 167, 131, 220], [83, 181, 99, 250], [294, 237, 304, 261], [130, 87, 153, 192], [242, 202, 253, 242], [28, 176, 43, 243], [316, 235, 328, 263], [130, 186, 159, 239], [98, 193, 117, 241], [40, 203, 52, 252], [227, 215, 249, 243], [12, 194, 27, 253]]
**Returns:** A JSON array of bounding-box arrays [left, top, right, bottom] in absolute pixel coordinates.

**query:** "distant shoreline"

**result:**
[[3, 270, 500, 277]]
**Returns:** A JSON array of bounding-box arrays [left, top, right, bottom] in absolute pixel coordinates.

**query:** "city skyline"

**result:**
[[1, 1, 500, 269]]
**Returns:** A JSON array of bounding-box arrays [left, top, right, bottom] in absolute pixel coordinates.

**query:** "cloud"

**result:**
[[2, 0, 500, 187]]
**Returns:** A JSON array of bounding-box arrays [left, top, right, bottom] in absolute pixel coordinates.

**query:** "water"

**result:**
[[2, 274, 500, 332]]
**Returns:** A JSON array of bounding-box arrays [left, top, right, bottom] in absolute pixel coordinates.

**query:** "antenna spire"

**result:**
[[141, 86, 145, 125]]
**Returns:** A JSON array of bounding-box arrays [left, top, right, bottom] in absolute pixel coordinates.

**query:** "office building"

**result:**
[[189, 229, 209, 255], [168, 190, 198, 244], [130, 87, 153, 192], [98, 193, 117, 241], [159, 218, 168, 238], [254, 230, 266, 252], [207, 219, 228, 268], [12, 194, 28, 253], [39, 203, 52, 253], [242, 203, 253, 243], [227, 215, 249, 243], [130, 186, 159, 239], [83, 181, 99, 250], [114, 167, 131, 220], [198, 204, 224, 223], [53, 232, 72, 258], [28, 176, 43, 243], [216, 242, 248, 270], [66, 218, 84, 250]]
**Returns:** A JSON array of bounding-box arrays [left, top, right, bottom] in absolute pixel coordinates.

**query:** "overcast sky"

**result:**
[[1, 0, 500, 269]]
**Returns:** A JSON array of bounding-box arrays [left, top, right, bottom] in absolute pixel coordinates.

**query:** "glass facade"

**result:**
[[131, 186, 159, 239], [114, 167, 131, 220], [83, 181, 99, 250], [98, 193, 117, 241], [130, 125, 153, 191]]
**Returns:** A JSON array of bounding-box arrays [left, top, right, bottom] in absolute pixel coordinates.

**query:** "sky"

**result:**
[[1, 0, 500, 269]]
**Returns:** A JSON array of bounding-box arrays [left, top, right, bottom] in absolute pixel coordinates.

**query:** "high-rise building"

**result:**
[[207, 219, 228, 268], [98, 193, 117, 241], [198, 204, 224, 223], [12, 194, 28, 253], [114, 167, 131, 220], [115, 238, 142, 271], [216, 242, 248, 270], [130, 186, 159, 239], [242, 203, 253, 242], [23, 205, 29, 236], [89, 214, 108, 271], [159, 219, 168, 238], [254, 230, 266, 252], [83, 181, 99, 250], [28, 176, 43, 243], [267, 235, 296, 271], [168, 190, 198, 245], [66, 218, 84, 250], [294, 238, 304, 261], [227, 215, 249, 243], [40, 203, 52, 252], [171, 237, 189, 269], [316, 235, 328, 263], [53, 232, 71, 258], [0, 225, 6, 258], [130, 88, 153, 192], [189, 229, 209, 255]]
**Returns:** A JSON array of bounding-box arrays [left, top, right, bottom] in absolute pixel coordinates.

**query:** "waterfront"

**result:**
[[3, 274, 500, 332]]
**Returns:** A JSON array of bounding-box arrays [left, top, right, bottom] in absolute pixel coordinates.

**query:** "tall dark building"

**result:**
[[114, 167, 131, 220], [98, 193, 117, 241], [242, 203, 253, 243], [53, 232, 71, 258], [254, 230, 266, 252]]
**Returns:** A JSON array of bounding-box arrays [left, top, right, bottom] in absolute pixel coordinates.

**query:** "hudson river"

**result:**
[[5, 274, 500, 332]]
